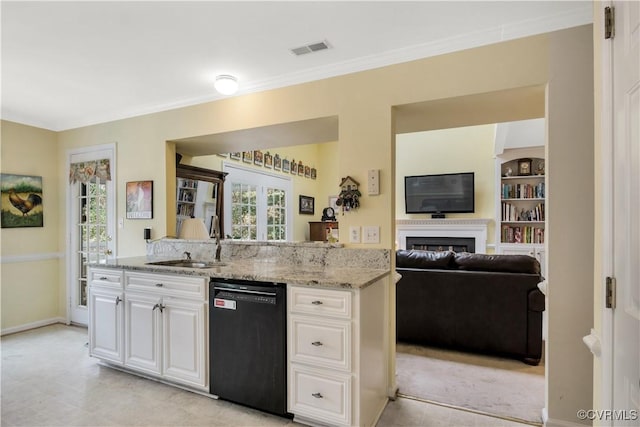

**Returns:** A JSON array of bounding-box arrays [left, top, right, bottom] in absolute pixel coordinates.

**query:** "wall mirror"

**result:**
[[175, 163, 226, 238]]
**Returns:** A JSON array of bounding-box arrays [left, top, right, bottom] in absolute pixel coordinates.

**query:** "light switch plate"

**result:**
[[349, 226, 361, 243], [362, 226, 380, 244]]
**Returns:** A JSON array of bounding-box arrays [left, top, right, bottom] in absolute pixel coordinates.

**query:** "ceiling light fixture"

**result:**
[[214, 75, 239, 95]]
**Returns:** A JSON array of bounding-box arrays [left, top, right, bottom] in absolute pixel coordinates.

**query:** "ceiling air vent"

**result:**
[[290, 40, 331, 56]]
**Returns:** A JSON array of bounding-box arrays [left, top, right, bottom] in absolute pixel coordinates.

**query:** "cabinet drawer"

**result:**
[[125, 272, 206, 300], [89, 268, 123, 290], [289, 364, 351, 426], [289, 286, 352, 319], [290, 315, 350, 371]]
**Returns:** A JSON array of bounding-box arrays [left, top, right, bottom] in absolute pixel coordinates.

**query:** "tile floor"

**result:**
[[1, 324, 534, 426]]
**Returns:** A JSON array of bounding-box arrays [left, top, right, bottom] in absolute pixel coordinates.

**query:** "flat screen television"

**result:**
[[404, 172, 474, 214]]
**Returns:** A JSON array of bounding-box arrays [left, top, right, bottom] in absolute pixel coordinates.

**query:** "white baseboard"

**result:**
[[1, 317, 67, 336]]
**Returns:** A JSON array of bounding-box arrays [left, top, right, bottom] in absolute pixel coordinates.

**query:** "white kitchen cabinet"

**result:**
[[161, 297, 207, 388], [88, 268, 124, 365], [89, 267, 208, 392], [124, 271, 208, 391], [124, 291, 162, 375], [287, 280, 388, 427]]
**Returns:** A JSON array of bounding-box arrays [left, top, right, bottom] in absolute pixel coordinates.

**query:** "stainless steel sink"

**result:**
[[146, 259, 226, 268]]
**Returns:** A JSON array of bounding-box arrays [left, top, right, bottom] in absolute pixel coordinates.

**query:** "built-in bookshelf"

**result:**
[[176, 178, 198, 233], [495, 148, 546, 276]]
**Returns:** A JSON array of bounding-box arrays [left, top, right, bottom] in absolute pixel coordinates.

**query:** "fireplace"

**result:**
[[406, 236, 475, 253], [396, 218, 490, 253]]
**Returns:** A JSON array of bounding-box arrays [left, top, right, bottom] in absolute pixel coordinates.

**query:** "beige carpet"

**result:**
[[396, 343, 545, 424]]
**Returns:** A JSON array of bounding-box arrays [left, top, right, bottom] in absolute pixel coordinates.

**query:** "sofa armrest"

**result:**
[[528, 289, 545, 312]]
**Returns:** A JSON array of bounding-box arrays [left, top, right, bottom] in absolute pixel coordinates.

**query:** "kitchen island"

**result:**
[[88, 239, 393, 427]]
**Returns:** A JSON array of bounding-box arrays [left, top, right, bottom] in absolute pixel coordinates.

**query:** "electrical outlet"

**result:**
[[349, 226, 361, 243], [362, 226, 380, 244]]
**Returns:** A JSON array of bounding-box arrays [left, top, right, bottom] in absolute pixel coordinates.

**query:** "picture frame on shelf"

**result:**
[[230, 152, 241, 160], [242, 151, 253, 163], [282, 158, 290, 173], [253, 150, 264, 166], [264, 152, 273, 169], [517, 158, 532, 176], [299, 195, 314, 215], [273, 154, 281, 171]]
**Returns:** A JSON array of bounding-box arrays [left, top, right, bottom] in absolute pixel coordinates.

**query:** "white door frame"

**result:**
[[66, 143, 117, 325]]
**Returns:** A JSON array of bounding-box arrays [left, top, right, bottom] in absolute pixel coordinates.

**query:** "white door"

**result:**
[[610, 1, 640, 423], [223, 163, 292, 241], [68, 145, 116, 325]]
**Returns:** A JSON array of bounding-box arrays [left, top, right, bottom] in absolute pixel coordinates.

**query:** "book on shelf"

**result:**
[[501, 182, 545, 199], [501, 224, 545, 244]]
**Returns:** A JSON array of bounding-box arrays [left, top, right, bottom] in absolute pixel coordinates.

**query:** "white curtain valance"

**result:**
[[69, 158, 111, 184]]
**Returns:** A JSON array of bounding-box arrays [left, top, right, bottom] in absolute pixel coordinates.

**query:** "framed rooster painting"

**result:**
[[0, 174, 44, 228]]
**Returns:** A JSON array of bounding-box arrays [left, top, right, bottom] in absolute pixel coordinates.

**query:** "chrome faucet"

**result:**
[[213, 216, 222, 262]]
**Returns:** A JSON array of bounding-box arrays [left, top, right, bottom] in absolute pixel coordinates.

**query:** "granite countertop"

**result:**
[[93, 256, 390, 290]]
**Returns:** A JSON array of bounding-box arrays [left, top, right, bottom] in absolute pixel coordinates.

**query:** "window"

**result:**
[[224, 164, 292, 241]]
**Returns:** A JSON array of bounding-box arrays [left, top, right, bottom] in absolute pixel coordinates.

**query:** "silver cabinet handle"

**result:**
[[311, 341, 323, 346], [115, 296, 122, 306], [100, 276, 108, 280], [155, 283, 163, 287], [311, 300, 323, 305], [312, 392, 323, 399], [152, 303, 160, 311]]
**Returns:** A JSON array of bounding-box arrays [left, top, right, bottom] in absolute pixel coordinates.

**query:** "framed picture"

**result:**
[[282, 158, 290, 173], [518, 158, 532, 176], [310, 167, 317, 180], [297, 161, 304, 176], [242, 151, 253, 163], [299, 195, 314, 215], [230, 152, 241, 160], [254, 150, 263, 166], [328, 195, 338, 211], [1, 173, 43, 228], [126, 180, 153, 219], [264, 152, 273, 169], [290, 159, 297, 175], [304, 165, 311, 178], [273, 154, 281, 171]]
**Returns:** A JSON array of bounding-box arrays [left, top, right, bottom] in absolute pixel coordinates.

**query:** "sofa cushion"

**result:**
[[454, 252, 541, 274], [396, 249, 455, 269]]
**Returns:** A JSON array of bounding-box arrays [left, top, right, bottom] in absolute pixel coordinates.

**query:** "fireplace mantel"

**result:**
[[396, 218, 492, 253]]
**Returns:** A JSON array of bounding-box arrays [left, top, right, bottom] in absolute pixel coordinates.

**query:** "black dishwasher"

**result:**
[[209, 278, 289, 417]]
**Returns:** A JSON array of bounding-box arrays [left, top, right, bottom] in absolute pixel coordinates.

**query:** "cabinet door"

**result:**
[[499, 244, 546, 277], [162, 298, 207, 389], [88, 287, 124, 364], [124, 292, 162, 375]]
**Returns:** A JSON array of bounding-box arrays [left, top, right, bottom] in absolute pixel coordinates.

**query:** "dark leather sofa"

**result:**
[[396, 249, 545, 365]]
